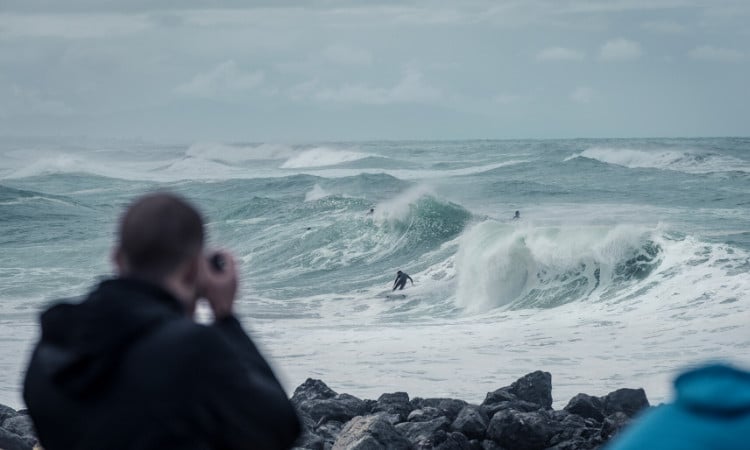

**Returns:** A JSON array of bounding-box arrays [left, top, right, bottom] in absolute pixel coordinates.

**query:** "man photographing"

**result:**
[[23, 192, 301, 449]]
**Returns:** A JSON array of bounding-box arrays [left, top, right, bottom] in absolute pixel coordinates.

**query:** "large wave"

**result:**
[[565, 147, 750, 174]]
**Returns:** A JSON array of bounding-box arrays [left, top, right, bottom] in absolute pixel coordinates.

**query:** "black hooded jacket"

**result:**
[[23, 278, 301, 450]]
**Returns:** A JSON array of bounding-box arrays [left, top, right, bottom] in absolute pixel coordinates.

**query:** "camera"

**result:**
[[208, 253, 225, 272]]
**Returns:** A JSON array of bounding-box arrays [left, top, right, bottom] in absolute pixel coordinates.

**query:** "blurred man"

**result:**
[[24, 192, 300, 450]]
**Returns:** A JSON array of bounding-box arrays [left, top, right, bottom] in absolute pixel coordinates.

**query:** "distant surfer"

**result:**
[[392, 270, 413, 291], [367, 208, 375, 215], [512, 210, 520, 220]]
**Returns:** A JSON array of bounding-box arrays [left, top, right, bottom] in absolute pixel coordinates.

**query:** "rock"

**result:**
[[293, 432, 325, 450], [299, 393, 369, 423], [600, 412, 631, 440], [482, 388, 517, 406], [478, 440, 505, 450], [0, 403, 17, 424], [564, 393, 605, 422], [332, 415, 411, 450], [602, 388, 649, 417], [2, 414, 35, 438], [292, 379, 338, 406], [434, 431, 471, 450], [451, 405, 489, 440], [481, 400, 541, 418], [507, 371, 553, 409], [372, 392, 413, 422], [413, 398, 468, 421], [315, 420, 344, 448], [408, 407, 443, 422], [396, 416, 451, 446], [486, 409, 562, 450], [0, 427, 35, 450]]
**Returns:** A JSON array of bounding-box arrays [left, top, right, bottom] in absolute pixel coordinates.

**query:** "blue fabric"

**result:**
[[606, 364, 750, 450]]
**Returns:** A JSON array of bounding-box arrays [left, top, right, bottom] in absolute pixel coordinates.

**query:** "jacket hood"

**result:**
[[36, 278, 185, 398], [675, 364, 750, 416]]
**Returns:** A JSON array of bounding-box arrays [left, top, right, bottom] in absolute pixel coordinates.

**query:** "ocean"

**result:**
[[1, 137, 748, 409]]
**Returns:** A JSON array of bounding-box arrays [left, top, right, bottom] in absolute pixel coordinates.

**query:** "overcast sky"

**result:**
[[1, 0, 748, 141]]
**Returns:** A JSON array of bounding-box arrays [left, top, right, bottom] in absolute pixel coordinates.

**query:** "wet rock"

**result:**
[[413, 398, 468, 422], [600, 412, 632, 440], [507, 371, 553, 409], [486, 409, 562, 450], [433, 431, 471, 450], [564, 393, 605, 422], [481, 399, 542, 418], [602, 388, 649, 417], [292, 379, 338, 406], [372, 392, 413, 422], [451, 405, 489, 440], [408, 407, 443, 422], [396, 416, 451, 446], [0, 427, 35, 450], [300, 393, 369, 423], [332, 414, 411, 450], [2, 414, 35, 439], [315, 420, 344, 449], [0, 403, 17, 424]]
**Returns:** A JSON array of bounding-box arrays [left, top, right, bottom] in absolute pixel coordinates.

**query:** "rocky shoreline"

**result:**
[[0, 371, 650, 450], [291, 371, 649, 450]]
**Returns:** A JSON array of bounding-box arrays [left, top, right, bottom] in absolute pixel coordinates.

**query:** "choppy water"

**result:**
[[1, 137, 749, 408]]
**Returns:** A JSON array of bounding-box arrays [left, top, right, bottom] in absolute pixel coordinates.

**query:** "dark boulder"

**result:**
[[600, 412, 632, 440], [396, 416, 451, 447], [434, 431, 471, 450], [507, 371, 553, 409], [481, 399, 542, 418], [332, 414, 411, 450], [487, 409, 562, 450], [315, 420, 345, 448], [292, 378, 338, 406], [451, 405, 489, 440], [413, 398, 468, 422], [300, 393, 369, 423], [408, 407, 443, 422], [482, 388, 517, 406], [0, 403, 17, 424], [564, 393, 605, 422], [372, 392, 413, 422], [0, 427, 35, 450], [2, 414, 35, 439], [602, 388, 649, 417]]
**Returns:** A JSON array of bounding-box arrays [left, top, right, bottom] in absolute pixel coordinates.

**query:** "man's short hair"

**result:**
[[117, 192, 205, 279]]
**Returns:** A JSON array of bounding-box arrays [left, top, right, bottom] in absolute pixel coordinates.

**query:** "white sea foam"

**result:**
[[566, 147, 750, 173], [280, 147, 371, 169]]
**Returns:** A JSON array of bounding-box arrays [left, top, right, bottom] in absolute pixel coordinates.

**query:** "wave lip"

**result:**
[[280, 147, 373, 169], [454, 222, 664, 313], [565, 147, 750, 174]]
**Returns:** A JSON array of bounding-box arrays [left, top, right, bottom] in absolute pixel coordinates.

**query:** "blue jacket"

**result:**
[[606, 364, 750, 450]]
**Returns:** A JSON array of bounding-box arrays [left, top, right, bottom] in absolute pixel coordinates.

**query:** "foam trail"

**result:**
[[281, 147, 371, 169], [566, 147, 750, 174]]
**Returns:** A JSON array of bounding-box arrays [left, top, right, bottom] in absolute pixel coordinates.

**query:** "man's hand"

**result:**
[[200, 250, 239, 319]]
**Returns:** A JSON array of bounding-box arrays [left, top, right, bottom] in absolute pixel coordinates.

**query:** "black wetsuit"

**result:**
[[24, 278, 301, 450], [393, 272, 413, 291]]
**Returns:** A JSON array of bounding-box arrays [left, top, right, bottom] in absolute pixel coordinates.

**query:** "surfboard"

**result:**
[[385, 293, 407, 300]]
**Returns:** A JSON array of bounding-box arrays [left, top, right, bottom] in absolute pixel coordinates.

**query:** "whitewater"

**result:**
[[1, 137, 748, 409]]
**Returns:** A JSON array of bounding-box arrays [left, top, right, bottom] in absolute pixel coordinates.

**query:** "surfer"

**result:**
[[393, 270, 413, 291], [367, 208, 374, 215], [512, 210, 520, 220]]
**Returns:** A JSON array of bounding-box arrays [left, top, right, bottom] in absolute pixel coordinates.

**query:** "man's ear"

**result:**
[[112, 247, 127, 275], [182, 254, 202, 287]]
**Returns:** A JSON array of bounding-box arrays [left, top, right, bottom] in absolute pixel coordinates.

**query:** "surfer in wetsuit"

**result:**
[[512, 210, 520, 220], [393, 270, 413, 291]]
